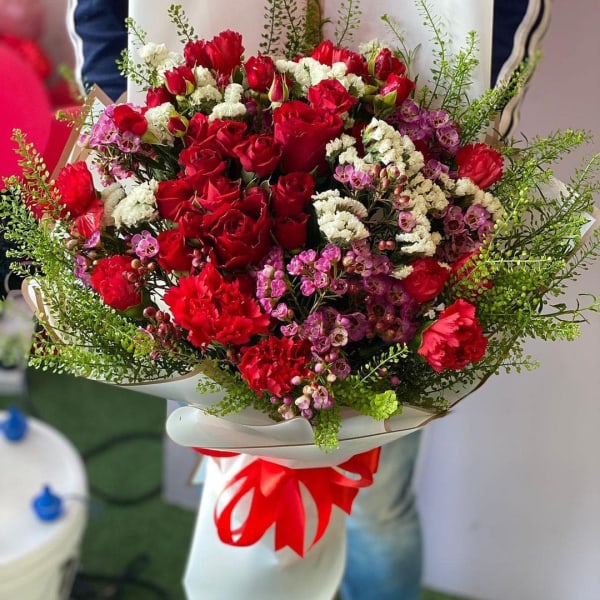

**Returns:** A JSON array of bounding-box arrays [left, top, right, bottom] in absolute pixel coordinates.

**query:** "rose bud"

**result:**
[[164, 65, 196, 96], [167, 114, 189, 137], [244, 55, 276, 93], [268, 73, 290, 105]]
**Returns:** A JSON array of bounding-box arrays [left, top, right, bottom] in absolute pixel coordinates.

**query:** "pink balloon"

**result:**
[[0, 41, 52, 180]]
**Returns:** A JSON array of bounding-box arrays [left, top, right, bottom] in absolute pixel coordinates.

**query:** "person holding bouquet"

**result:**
[[64, 1, 551, 599]]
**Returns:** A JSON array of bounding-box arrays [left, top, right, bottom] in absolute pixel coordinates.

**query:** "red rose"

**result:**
[[206, 30, 244, 78], [244, 55, 276, 92], [53, 161, 104, 237], [164, 262, 270, 349], [146, 86, 174, 107], [401, 258, 450, 303], [197, 176, 241, 211], [201, 187, 272, 269], [455, 143, 504, 189], [208, 120, 248, 157], [307, 79, 357, 116], [270, 172, 315, 218], [178, 145, 227, 186], [373, 48, 406, 80], [164, 65, 196, 95], [238, 336, 312, 397], [379, 73, 415, 105], [233, 134, 282, 177], [418, 299, 488, 372], [90, 255, 142, 312], [155, 179, 194, 221], [156, 228, 195, 273], [112, 104, 148, 136], [273, 100, 343, 173], [273, 213, 310, 251], [185, 113, 210, 144]]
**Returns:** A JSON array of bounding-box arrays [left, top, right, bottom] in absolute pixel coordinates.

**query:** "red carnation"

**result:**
[[53, 161, 104, 238], [401, 258, 450, 303], [418, 299, 488, 372], [238, 336, 312, 397], [164, 262, 270, 349], [373, 48, 407, 80], [90, 255, 142, 312], [455, 143, 504, 189]]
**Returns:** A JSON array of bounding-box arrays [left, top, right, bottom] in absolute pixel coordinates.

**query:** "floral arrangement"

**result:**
[[2, 1, 598, 449]]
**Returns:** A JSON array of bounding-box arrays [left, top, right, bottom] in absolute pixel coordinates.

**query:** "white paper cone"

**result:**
[[183, 455, 346, 600]]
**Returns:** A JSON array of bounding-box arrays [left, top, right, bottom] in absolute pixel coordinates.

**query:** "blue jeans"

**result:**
[[340, 431, 423, 600]]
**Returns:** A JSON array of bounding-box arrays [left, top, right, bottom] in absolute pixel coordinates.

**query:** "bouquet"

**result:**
[[1, 1, 599, 594]]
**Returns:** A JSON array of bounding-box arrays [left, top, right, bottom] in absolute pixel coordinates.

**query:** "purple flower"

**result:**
[[465, 204, 491, 230], [398, 211, 417, 232], [131, 230, 159, 259], [330, 358, 351, 379], [330, 278, 348, 295], [444, 205, 466, 236]]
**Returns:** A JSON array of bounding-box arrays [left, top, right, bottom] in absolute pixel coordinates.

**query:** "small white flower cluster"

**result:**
[[363, 119, 424, 176], [209, 83, 246, 121], [144, 102, 177, 145], [139, 43, 183, 76], [395, 174, 449, 256], [450, 177, 504, 221], [188, 67, 222, 106], [313, 190, 370, 246], [275, 57, 365, 97], [113, 179, 159, 229]]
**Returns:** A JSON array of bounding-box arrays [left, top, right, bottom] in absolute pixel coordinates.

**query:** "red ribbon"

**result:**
[[195, 447, 381, 557]]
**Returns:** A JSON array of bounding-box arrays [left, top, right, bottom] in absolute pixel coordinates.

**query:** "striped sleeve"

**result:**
[[492, 0, 553, 137], [65, 0, 128, 101]]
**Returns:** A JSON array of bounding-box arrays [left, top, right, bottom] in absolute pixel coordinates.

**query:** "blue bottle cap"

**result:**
[[32, 485, 63, 521], [2, 405, 28, 441]]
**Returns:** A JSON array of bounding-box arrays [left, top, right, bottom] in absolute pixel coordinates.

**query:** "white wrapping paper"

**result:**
[[183, 453, 346, 600]]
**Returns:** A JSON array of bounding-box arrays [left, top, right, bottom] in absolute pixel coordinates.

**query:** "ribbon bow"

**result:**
[[204, 448, 380, 557]]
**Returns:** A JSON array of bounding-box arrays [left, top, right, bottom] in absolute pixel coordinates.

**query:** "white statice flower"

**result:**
[[144, 102, 177, 146], [276, 57, 352, 93], [189, 85, 222, 106], [138, 42, 183, 75], [405, 173, 449, 212], [208, 83, 247, 121], [479, 191, 504, 221], [112, 180, 158, 229], [395, 211, 441, 256], [362, 118, 423, 176], [339, 73, 366, 98], [326, 134, 356, 160], [445, 176, 504, 221], [100, 182, 126, 227], [209, 101, 247, 121], [193, 66, 217, 88], [391, 264, 414, 280], [318, 212, 370, 246], [313, 190, 370, 245], [223, 83, 244, 103], [313, 190, 369, 219]]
